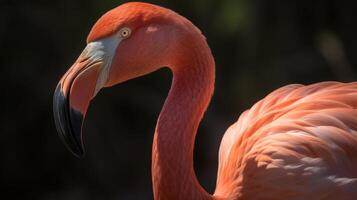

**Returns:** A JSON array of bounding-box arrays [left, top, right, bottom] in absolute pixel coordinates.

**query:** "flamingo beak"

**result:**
[[54, 36, 120, 157], [53, 53, 103, 157]]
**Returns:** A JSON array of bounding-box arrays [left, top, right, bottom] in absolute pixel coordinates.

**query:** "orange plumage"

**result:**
[[216, 82, 357, 199], [53, 2, 357, 200]]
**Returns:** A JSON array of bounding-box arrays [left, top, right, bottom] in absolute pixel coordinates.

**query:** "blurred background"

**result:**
[[1, 0, 357, 199]]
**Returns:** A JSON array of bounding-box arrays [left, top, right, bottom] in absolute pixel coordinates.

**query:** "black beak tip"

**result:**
[[53, 84, 85, 158]]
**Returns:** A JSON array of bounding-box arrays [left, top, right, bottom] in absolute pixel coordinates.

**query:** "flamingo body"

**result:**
[[53, 2, 357, 200], [216, 82, 357, 199]]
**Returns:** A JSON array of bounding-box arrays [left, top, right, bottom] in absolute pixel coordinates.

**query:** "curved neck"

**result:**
[[151, 32, 215, 200]]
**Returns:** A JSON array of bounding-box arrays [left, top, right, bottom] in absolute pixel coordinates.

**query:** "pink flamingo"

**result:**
[[53, 2, 357, 200]]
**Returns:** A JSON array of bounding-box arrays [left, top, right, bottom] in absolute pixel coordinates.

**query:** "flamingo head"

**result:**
[[53, 2, 196, 157]]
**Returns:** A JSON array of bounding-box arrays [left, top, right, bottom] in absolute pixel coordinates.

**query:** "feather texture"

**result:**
[[216, 82, 357, 200]]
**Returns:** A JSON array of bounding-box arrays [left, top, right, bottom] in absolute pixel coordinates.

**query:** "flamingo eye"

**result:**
[[119, 27, 131, 39]]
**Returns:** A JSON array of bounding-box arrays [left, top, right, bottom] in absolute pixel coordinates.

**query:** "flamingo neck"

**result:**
[[152, 33, 215, 200]]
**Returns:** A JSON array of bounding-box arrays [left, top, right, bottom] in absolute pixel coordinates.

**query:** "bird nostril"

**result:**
[[79, 55, 90, 63]]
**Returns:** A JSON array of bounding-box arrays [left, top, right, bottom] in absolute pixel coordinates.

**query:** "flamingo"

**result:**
[[53, 2, 357, 200]]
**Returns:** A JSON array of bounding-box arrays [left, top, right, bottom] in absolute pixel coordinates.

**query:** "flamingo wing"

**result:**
[[215, 82, 357, 200]]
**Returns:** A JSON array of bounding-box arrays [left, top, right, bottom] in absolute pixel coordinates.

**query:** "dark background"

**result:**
[[1, 0, 357, 199]]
